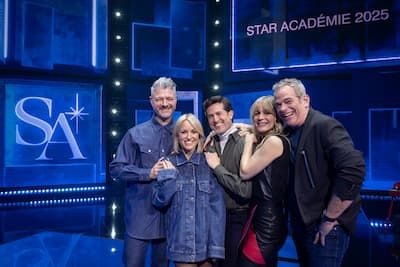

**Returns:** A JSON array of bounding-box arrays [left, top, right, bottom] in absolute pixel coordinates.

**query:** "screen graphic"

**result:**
[[2, 80, 104, 187], [232, 0, 400, 72]]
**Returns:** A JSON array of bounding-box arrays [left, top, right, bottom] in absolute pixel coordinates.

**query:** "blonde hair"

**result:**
[[172, 113, 205, 154], [250, 96, 283, 144]]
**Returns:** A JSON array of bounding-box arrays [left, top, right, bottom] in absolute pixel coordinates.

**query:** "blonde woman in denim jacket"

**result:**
[[153, 113, 226, 267]]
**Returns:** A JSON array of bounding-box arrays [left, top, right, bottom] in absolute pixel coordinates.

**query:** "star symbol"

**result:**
[[65, 93, 89, 134]]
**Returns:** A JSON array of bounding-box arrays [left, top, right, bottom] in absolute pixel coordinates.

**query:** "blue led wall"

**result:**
[[2, 0, 107, 71], [232, 0, 400, 71], [1, 80, 104, 187], [131, 0, 206, 78], [225, 77, 400, 191]]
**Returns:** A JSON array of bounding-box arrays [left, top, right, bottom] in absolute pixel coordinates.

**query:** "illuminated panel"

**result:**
[[367, 108, 400, 190], [170, 0, 206, 70], [232, 0, 400, 72], [226, 90, 273, 122], [2, 80, 104, 187], [11, 0, 107, 71], [21, 2, 54, 69], [132, 23, 170, 72], [131, 23, 193, 78], [0, 0, 7, 61]]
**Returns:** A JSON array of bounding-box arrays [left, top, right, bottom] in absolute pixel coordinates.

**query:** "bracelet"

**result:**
[[321, 214, 337, 223]]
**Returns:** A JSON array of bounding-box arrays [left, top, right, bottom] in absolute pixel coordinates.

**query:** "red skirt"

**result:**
[[240, 205, 266, 265]]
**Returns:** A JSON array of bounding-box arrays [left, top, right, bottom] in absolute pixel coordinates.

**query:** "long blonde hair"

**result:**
[[250, 96, 284, 146], [172, 113, 205, 154]]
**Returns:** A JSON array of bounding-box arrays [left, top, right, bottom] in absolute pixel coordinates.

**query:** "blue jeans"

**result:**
[[292, 224, 350, 267], [123, 236, 168, 267]]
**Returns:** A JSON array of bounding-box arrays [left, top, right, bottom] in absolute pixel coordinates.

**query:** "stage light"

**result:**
[[114, 57, 121, 64], [212, 84, 220, 90], [111, 130, 118, 137], [115, 35, 122, 40], [111, 108, 118, 115], [114, 80, 121, 87], [115, 11, 121, 18], [216, 0, 220, 2], [214, 20, 220, 26], [110, 227, 117, 239], [213, 41, 220, 48], [214, 63, 221, 69]]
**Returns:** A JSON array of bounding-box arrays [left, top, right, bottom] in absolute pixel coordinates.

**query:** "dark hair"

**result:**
[[203, 95, 233, 115]]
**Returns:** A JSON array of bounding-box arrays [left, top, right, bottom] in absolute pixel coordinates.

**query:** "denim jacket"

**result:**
[[152, 152, 226, 262]]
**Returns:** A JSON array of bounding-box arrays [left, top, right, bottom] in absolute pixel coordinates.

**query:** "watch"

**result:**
[[321, 214, 337, 223]]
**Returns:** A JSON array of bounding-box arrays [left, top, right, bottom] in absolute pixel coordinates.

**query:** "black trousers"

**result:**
[[219, 208, 249, 267]]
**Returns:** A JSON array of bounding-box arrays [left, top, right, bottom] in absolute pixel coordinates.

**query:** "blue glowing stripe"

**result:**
[[0, 197, 105, 208], [233, 57, 400, 72], [91, 0, 96, 67], [0, 186, 106, 196], [3, 0, 8, 59], [361, 195, 398, 201], [231, 0, 236, 72]]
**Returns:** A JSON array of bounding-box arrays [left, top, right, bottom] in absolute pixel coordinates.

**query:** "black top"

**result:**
[[252, 135, 290, 246]]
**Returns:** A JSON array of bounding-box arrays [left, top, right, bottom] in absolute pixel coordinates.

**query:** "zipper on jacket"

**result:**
[[300, 150, 316, 189]]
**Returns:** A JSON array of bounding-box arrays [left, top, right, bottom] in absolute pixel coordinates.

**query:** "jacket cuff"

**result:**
[[212, 164, 226, 177], [157, 168, 177, 182]]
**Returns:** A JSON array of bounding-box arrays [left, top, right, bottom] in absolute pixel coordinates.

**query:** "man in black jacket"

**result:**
[[273, 78, 365, 267]]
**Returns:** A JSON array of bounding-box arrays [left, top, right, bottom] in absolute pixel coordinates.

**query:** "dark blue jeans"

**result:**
[[292, 224, 350, 267], [123, 235, 168, 267]]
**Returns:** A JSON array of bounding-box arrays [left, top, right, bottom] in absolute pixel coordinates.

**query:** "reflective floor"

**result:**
[[0, 195, 399, 267]]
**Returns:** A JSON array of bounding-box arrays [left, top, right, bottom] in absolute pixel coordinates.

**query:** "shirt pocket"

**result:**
[[139, 145, 158, 168], [198, 180, 213, 206]]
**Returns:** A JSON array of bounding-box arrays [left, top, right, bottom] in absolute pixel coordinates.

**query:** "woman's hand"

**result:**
[[244, 132, 257, 144], [160, 159, 175, 170]]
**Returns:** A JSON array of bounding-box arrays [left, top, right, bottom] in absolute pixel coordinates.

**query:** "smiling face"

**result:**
[[205, 102, 234, 135], [150, 87, 177, 125], [177, 120, 200, 156], [252, 103, 276, 135], [274, 85, 309, 128]]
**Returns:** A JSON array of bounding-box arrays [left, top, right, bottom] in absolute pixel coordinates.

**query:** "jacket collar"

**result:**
[[175, 151, 201, 166], [151, 115, 174, 133], [212, 130, 242, 155]]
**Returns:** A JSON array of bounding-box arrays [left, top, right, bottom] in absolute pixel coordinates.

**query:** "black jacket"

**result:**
[[211, 131, 252, 209], [290, 109, 365, 233]]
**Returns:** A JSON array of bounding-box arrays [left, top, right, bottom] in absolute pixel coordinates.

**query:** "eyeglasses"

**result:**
[[151, 97, 176, 103]]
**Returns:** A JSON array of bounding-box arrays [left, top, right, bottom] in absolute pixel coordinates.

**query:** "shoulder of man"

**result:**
[[308, 108, 338, 128]]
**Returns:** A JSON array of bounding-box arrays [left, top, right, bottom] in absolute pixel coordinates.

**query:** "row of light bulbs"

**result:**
[[212, 1, 222, 91], [109, 9, 125, 138]]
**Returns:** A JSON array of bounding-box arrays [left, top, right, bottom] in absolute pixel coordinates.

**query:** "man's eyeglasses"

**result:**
[[151, 97, 176, 103]]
